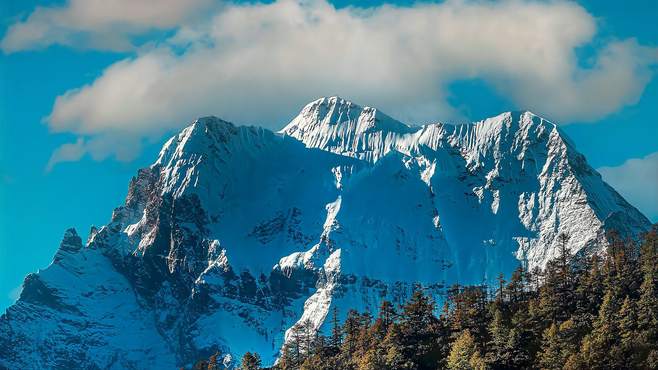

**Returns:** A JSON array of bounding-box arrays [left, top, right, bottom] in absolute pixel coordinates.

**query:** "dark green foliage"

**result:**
[[194, 225, 658, 370]]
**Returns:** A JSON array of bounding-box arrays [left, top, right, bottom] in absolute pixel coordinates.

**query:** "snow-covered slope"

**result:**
[[0, 98, 651, 369]]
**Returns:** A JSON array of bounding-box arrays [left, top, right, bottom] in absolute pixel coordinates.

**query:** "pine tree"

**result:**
[[574, 254, 604, 317], [373, 300, 396, 338], [580, 290, 623, 369], [339, 309, 362, 369], [485, 303, 510, 368], [356, 311, 373, 353], [383, 323, 410, 370], [449, 285, 489, 348], [538, 233, 574, 324], [278, 342, 298, 370], [507, 266, 526, 310], [280, 324, 308, 370], [618, 296, 640, 366], [558, 319, 582, 364], [605, 231, 641, 299], [329, 305, 342, 353], [506, 326, 531, 368], [495, 273, 506, 303], [355, 347, 387, 370], [300, 353, 332, 370], [637, 226, 658, 366], [398, 289, 445, 369], [401, 290, 435, 334], [240, 352, 261, 370], [299, 320, 316, 359], [537, 324, 563, 370], [537, 318, 582, 370], [447, 330, 485, 370]]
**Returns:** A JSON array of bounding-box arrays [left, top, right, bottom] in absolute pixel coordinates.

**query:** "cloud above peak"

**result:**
[[1, 0, 215, 52], [599, 151, 658, 222], [13, 0, 656, 168]]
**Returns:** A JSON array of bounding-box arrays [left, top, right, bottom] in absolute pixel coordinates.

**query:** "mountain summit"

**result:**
[[0, 98, 650, 369]]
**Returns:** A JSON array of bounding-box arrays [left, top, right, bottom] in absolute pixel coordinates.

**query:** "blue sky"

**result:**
[[0, 0, 657, 312]]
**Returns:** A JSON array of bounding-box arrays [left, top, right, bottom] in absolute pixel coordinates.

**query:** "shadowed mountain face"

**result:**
[[0, 97, 650, 369]]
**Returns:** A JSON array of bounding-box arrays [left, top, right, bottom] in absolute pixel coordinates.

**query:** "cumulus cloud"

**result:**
[[30, 0, 658, 167], [1, 0, 215, 52], [599, 152, 658, 222]]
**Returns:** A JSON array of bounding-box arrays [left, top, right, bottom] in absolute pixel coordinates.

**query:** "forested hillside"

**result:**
[[194, 226, 658, 370]]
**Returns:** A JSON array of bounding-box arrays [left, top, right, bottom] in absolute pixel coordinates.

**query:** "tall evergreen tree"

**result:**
[[637, 226, 658, 367], [537, 324, 563, 370], [329, 305, 342, 353], [618, 296, 640, 366], [486, 303, 510, 368], [398, 289, 446, 369], [580, 290, 623, 369], [447, 330, 485, 370], [537, 318, 582, 369], [383, 323, 410, 370]]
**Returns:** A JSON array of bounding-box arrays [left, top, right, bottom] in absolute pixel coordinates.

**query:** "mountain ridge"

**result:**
[[0, 98, 651, 369]]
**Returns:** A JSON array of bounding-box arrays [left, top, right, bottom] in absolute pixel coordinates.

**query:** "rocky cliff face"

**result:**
[[0, 97, 650, 369]]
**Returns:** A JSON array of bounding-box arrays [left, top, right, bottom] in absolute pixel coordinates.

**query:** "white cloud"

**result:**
[[45, 135, 145, 170], [46, 138, 87, 172], [599, 151, 658, 222], [29, 0, 658, 165], [1, 0, 215, 52]]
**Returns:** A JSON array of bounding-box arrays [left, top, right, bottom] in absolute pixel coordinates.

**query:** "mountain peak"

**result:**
[[53, 228, 83, 262], [155, 116, 240, 166], [187, 116, 237, 138], [280, 97, 418, 162], [282, 96, 414, 137], [300, 96, 360, 116]]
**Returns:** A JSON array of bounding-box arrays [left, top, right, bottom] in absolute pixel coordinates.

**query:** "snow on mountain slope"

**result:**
[[282, 97, 650, 270], [1, 98, 651, 369]]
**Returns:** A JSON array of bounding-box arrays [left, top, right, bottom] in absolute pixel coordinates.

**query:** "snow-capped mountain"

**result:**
[[0, 97, 650, 369]]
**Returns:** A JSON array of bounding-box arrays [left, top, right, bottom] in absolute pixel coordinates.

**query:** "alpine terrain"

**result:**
[[0, 97, 651, 369]]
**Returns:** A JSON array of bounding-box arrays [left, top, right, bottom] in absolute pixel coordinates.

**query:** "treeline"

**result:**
[[195, 226, 658, 370]]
